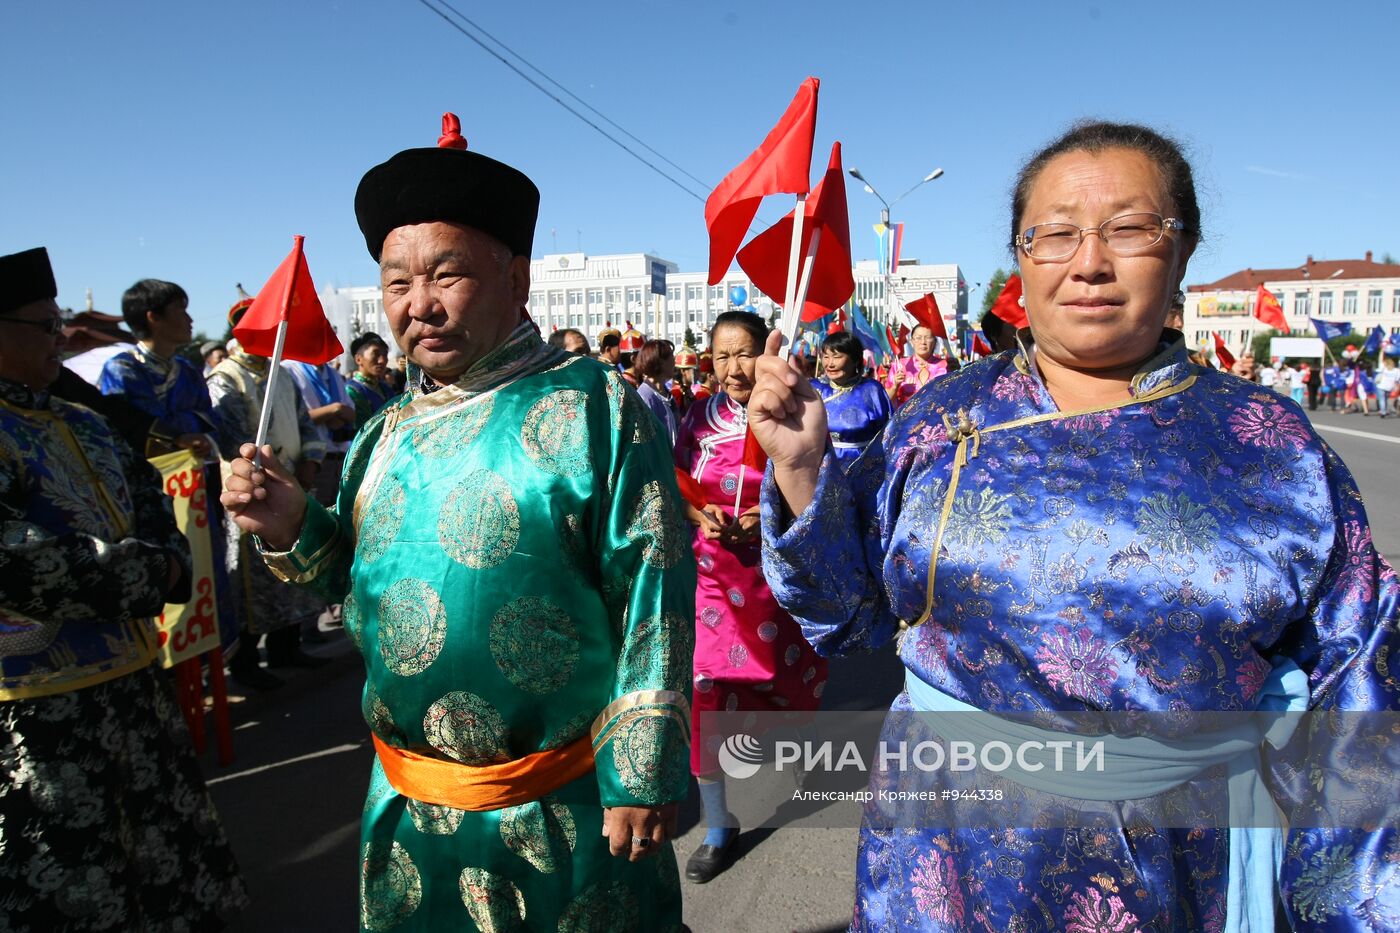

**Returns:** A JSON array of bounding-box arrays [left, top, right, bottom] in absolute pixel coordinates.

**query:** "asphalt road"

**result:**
[[203, 406, 1398, 932]]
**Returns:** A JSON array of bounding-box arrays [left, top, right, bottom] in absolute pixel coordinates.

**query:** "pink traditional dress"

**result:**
[[675, 393, 828, 775], [884, 354, 950, 407]]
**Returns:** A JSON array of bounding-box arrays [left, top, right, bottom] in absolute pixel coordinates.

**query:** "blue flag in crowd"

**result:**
[[846, 303, 885, 358], [1362, 325, 1384, 356], [1387, 332, 1400, 356], [1310, 318, 1351, 341]]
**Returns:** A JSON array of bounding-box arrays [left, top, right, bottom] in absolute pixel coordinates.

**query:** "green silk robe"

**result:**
[[263, 325, 695, 932]]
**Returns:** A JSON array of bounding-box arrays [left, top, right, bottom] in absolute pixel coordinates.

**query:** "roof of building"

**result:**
[[1188, 252, 1400, 292]]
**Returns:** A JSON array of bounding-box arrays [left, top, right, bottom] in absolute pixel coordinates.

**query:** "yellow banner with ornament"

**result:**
[[148, 449, 221, 667]]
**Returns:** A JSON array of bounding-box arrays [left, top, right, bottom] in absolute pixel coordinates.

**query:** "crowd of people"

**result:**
[[3, 115, 1398, 932], [1227, 351, 1399, 416]]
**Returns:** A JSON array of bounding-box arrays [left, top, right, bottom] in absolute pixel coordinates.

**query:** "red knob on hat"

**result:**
[[438, 112, 468, 150]]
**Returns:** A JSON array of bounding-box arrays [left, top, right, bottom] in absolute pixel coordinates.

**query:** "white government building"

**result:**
[[321, 252, 968, 353], [1184, 252, 1400, 353]]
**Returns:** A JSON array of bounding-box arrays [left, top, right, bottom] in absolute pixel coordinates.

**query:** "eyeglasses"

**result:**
[[1014, 212, 1184, 261], [0, 315, 64, 336]]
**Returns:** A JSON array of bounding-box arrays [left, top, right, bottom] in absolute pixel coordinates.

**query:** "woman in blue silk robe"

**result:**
[[750, 123, 1399, 931], [813, 329, 892, 472]]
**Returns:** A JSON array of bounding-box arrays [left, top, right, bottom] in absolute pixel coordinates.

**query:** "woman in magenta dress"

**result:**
[[883, 323, 959, 406], [674, 311, 828, 884]]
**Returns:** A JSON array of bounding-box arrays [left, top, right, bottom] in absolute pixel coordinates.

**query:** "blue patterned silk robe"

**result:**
[[762, 334, 1400, 931], [814, 376, 893, 471]]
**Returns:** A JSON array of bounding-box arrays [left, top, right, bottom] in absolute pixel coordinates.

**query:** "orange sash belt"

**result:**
[[371, 733, 595, 812]]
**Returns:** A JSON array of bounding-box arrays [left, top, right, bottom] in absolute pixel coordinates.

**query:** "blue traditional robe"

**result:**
[[98, 343, 219, 449], [761, 335, 1400, 931], [814, 376, 892, 471], [99, 343, 237, 647]]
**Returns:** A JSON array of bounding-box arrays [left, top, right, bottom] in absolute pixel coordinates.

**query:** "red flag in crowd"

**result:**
[[1254, 285, 1289, 334], [903, 292, 948, 339], [704, 77, 819, 285], [972, 333, 993, 357], [1213, 332, 1236, 369], [988, 274, 1028, 329], [737, 141, 854, 322], [826, 305, 848, 335], [884, 324, 899, 356], [674, 467, 707, 511], [741, 425, 769, 473], [233, 236, 342, 365], [894, 323, 909, 356]]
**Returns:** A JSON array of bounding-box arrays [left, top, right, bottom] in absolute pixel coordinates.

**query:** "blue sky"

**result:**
[[4, 0, 1397, 336]]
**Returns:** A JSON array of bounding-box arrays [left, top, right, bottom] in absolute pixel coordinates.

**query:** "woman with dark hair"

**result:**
[[635, 338, 678, 443], [815, 330, 891, 471], [750, 122, 1398, 929], [674, 311, 827, 884], [345, 332, 396, 428]]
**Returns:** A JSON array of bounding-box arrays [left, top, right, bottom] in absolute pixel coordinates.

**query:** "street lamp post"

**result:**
[[848, 166, 943, 338]]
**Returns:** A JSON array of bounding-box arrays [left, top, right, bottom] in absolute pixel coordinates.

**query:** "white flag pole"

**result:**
[[777, 194, 807, 360], [251, 320, 289, 466], [790, 228, 821, 325], [251, 235, 304, 466]]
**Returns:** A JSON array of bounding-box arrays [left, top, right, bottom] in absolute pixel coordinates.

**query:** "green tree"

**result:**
[[1381, 252, 1397, 265], [683, 326, 698, 350], [174, 331, 214, 367], [981, 268, 1010, 317]]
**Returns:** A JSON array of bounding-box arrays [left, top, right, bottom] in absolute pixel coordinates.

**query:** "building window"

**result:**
[[1367, 290, 1383, 315], [1317, 291, 1333, 315], [589, 312, 602, 331], [1294, 292, 1311, 317], [568, 289, 583, 309], [1342, 290, 1358, 316], [587, 288, 603, 308], [1394, 291, 1400, 315], [626, 287, 642, 310]]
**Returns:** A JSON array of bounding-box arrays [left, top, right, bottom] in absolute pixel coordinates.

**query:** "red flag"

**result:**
[[741, 424, 768, 473], [233, 236, 343, 365], [704, 78, 819, 285], [972, 334, 993, 357], [1254, 284, 1289, 334], [903, 292, 948, 340], [826, 305, 847, 335], [894, 323, 909, 356], [737, 141, 854, 322], [988, 274, 1028, 329], [674, 467, 707, 511], [884, 324, 898, 356], [1212, 332, 1236, 369]]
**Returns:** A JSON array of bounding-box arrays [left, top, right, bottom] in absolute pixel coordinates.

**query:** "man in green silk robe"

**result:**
[[221, 120, 695, 932]]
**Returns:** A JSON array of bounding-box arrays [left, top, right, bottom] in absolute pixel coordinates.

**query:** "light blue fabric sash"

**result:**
[[904, 659, 1309, 933]]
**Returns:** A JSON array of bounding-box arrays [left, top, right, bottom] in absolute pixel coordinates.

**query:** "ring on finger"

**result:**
[[631, 835, 651, 849]]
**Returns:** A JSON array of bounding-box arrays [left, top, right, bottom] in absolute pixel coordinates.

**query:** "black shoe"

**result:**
[[231, 665, 284, 691], [685, 830, 739, 884], [267, 648, 332, 669], [302, 624, 330, 644]]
